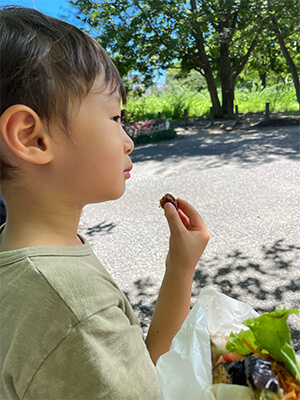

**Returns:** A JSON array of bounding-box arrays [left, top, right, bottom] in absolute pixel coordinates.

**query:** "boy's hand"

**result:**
[[163, 198, 209, 272], [146, 198, 209, 364]]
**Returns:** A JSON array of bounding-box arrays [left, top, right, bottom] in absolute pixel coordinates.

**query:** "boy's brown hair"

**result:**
[[0, 6, 126, 181]]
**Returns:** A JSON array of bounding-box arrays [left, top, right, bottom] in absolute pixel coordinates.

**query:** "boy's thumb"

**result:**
[[163, 202, 181, 234]]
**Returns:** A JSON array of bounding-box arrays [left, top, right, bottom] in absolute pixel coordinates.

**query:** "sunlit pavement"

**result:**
[[79, 125, 300, 351]]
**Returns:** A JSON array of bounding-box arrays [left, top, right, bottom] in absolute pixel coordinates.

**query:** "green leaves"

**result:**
[[226, 307, 300, 381], [68, 0, 300, 112]]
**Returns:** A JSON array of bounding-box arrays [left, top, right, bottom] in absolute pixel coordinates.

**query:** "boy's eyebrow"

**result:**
[[90, 86, 120, 103], [110, 94, 121, 103], [106, 92, 121, 104]]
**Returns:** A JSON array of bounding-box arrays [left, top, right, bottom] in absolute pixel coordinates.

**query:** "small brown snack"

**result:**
[[159, 193, 178, 210]]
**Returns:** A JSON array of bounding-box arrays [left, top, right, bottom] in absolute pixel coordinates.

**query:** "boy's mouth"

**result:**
[[123, 165, 133, 179]]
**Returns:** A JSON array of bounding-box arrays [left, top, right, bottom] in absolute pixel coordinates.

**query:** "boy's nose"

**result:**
[[123, 127, 134, 154]]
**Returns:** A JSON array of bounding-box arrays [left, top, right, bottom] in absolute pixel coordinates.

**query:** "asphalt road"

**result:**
[[79, 124, 300, 352]]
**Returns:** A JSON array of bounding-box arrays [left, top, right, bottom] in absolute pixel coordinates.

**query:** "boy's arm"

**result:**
[[145, 198, 209, 364]]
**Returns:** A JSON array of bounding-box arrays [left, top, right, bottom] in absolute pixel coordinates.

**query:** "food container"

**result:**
[[156, 289, 261, 399]]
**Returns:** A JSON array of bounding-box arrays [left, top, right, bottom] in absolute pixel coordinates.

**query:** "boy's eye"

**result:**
[[112, 115, 121, 123]]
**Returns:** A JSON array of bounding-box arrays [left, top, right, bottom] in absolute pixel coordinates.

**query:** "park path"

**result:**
[[79, 125, 300, 351]]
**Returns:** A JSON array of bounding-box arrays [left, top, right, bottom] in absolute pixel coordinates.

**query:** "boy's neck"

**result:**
[[0, 194, 83, 251]]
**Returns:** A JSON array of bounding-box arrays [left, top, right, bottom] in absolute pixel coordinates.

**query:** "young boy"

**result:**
[[0, 6, 209, 399]]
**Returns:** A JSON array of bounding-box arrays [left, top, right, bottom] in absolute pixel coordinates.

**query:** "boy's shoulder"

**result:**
[[0, 243, 154, 400], [0, 241, 128, 320]]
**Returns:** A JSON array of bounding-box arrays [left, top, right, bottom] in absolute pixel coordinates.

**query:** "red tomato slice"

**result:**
[[222, 352, 245, 362]]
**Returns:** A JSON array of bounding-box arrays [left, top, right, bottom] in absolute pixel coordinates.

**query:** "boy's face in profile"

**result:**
[[49, 76, 134, 207]]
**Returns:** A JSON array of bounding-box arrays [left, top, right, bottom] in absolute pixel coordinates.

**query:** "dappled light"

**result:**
[[124, 238, 300, 351], [131, 127, 299, 170]]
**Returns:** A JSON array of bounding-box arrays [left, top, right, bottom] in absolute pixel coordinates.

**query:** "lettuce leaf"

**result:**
[[226, 307, 300, 381], [226, 328, 256, 355], [257, 389, 280, 400]]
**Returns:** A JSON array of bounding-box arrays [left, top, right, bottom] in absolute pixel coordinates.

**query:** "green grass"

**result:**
[[125, 84, 299, 123], [235, 85, 298, 113]]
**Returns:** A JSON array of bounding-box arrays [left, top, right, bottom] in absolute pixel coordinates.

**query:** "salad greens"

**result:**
[[226, 307, 300, 381], [258, 389, 281, 400]]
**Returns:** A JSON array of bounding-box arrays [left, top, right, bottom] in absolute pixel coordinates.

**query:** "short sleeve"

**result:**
[[23, 306, 162, 400]]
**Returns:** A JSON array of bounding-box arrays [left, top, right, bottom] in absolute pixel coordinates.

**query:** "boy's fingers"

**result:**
[[178, 209, 192, 230], [163, 198, 206, 234], [177, 198, 206, 230], [163, 202, 183, 234]]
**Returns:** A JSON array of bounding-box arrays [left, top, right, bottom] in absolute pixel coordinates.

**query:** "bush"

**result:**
[[132, 128, 177, 145]]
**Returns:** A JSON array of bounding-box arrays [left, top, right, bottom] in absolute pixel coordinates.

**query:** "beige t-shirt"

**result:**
[[0, 234, 161, 399]]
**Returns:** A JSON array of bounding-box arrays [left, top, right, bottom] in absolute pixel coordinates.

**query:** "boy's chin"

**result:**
[[83, 186, 126, 206], [111, 189, 126, 201], [100, 188, 126, 203]]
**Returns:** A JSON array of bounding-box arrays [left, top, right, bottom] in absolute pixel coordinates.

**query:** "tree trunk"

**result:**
[[204, 69, 223, 117], [220, 42, 234, 117], [190, 0, 222, 116], [272, 18, 300, 110], [260, 73, 266, 89]]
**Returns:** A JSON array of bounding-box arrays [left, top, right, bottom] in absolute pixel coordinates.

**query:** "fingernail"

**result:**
[[163, 202, 173, 211]]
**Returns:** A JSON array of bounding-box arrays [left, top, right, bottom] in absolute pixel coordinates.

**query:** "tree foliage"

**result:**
[[267, 0, 300, 106], [69, 0, 300, 116]]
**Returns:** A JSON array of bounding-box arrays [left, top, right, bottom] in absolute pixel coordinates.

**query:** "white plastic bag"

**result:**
[[156, 290, 258, 400]]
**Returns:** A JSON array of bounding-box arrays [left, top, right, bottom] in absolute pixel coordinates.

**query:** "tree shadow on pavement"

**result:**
[[85, 221, 117, 237], [124, 277, 157, 331], [131, 127, 300, 169], [125, 238, 300, 352]]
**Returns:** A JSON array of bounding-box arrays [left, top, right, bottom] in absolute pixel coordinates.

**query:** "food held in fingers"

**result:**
[[159, 193, 178, 210]]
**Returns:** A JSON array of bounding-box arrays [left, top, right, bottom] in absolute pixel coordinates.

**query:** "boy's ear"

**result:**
[[0, 105, 53, 165]]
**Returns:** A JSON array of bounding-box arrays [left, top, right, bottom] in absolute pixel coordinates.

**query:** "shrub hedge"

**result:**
[[131, 128, 177, 145]]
